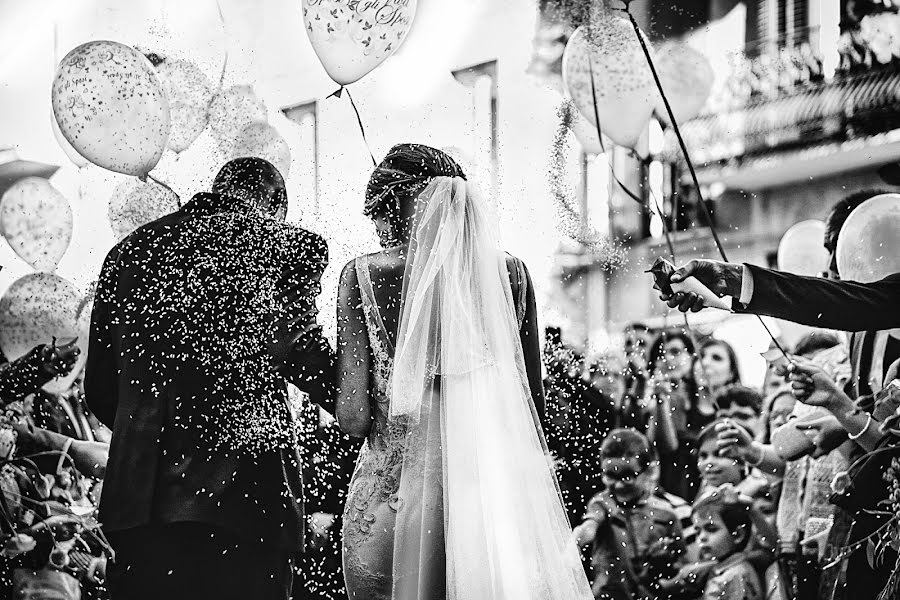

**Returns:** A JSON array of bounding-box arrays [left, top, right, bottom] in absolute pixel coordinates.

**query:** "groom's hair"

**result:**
[[825, 188, 890, 251], [213, 157, 287, 218]]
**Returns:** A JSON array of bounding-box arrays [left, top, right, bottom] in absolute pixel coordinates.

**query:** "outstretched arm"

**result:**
[[336, 260, 372, 438]]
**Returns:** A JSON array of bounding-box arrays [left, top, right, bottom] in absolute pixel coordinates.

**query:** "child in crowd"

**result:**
[[714, 386, 764, 439], [692, 485, 764, 600], [574, 428, 686, 599]]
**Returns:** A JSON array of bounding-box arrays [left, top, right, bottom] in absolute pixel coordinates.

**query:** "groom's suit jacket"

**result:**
[[85, 192, 335, 552], [735, 264, 900, 333]]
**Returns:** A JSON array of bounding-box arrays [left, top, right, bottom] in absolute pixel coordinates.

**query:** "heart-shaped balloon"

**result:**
[[209, 85, 268, 155], [653, 41, 715, 126], [154, 57, 214, 153], [107, 179, 180, 242], [0, 273, 85, 394], [51, 40, 171, 177], [230, 122, 292, 178], [562, 16, 655, 149], [0, 178, 73, 272], [303, 0, 417, 86]]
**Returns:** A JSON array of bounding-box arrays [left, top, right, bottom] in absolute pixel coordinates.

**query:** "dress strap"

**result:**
[[355, 255, 395, 354]]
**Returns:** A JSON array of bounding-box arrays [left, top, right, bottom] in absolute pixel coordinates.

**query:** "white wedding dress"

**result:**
[[341, 177, 592, 599]]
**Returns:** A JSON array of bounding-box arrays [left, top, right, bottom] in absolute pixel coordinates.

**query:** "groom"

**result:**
[[85, 158, 335, 600]]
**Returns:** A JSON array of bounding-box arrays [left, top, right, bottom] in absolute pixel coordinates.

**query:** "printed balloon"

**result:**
[[108, 180, 180, 241], [837, 193, 900, 283], [51, 112, 90, 169], [563, 16, 655, 149], [230, 122, 292, 178], [0, 178, 73, 272], [653, 41, 715, 126], [303, 0, 417, 86], [0, 273, 84, 394], [51, 40, 171, 176], [209, 85, 268, 155], [155, 57, 214, 153]]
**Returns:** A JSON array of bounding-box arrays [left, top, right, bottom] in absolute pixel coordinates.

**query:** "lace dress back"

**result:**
[[341, 254, 527, 599]]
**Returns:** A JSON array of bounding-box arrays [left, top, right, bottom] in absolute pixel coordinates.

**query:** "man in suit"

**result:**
[[85, 158, 335, 600]]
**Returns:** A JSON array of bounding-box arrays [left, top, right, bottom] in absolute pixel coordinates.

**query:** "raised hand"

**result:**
[[657, 259, 743, 313], [788, 358, 848, 410], [715, 419, 756, 462], [39, 339, 80, 377]]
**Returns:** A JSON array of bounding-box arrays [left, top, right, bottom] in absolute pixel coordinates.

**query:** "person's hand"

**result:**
[[715, 419, 757, 462], [309, 512, 335, 539], [38, 339, 80, 378], [795, 415, 848, 458], [658, 259, 743, 313], [266, 307, 319, 370], [574, 519, 599, 547], [788, 358, 849, 411]]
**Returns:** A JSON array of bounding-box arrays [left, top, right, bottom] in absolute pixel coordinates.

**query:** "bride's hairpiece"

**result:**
[[364, 143, 466, 219]]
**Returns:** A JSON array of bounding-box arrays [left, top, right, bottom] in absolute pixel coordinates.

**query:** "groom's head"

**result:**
[[213, 157, 288, 221]]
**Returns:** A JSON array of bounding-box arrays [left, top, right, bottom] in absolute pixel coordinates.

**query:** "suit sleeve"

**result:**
[[281, 232, 337, 414], [84, 247, 122, 429], [518, 261, 547, 421], [737, 265, 900, 332], [0, 345, 54, 404]]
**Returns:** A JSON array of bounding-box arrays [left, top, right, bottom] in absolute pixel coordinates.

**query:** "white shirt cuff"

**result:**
[[739, 264, 754, 306]]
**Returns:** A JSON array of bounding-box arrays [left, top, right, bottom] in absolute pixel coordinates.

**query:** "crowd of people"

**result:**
[[1, 150, 899, 600]]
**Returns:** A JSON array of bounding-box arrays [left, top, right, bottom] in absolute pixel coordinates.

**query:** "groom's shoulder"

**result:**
[[275, 222, 328, 264]]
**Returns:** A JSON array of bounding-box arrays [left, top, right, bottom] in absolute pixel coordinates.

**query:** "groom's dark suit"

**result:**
[[85, 192, 335, 599], [735, 264, 900, 332]]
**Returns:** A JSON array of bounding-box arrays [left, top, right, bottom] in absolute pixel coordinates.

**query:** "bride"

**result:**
[[336, 144, 591, 599]]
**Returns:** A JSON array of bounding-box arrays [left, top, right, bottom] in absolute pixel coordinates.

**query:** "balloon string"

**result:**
[[329, 86, 377, 167], [214, 0, 229, 95], [145, 173, 182, 209], [618, 2, 793, 362]]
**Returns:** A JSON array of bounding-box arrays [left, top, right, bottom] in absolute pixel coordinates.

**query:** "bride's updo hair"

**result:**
[[365, 143, 466, 248]]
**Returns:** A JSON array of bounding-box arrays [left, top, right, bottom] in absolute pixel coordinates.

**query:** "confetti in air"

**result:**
[[549, 100, 626, 272]]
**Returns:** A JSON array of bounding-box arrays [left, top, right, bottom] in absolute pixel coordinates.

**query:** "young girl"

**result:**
[[693, 486, 764, 600]]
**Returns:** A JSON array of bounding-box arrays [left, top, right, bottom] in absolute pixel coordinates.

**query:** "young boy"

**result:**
[[574, 428, 686, 599], [693, 485, 764, 600], [714, 386, 764, 439]]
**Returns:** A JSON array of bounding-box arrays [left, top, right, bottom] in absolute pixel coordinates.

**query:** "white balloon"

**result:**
[[653, 41, 715, 126], [0, 178, 73, 272], [230, 121, 291, 177], [51, 40, 171, 176], [777, 220, 828, 277], [0, 273, 85, 394], [303, 0, 418, 86], [837, 193, 900, 282], [209, 85, 268, 155], [108, 180, 180, 241], [563, 18, 655, 149], [155, 58, 214, 153], [51, 112, 90, 169]]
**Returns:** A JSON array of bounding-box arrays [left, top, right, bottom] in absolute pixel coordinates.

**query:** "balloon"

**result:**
[[837, 193, 900, 283], [653, 41, 715, 126], [0, 178, 73, 272], [51, 40, 171, 177], [107, 180, 180, 241], [777, 220, 828, 277], [154, 57, 214, 153], [0, 273, 85, 394], [230, 122, 292, 178], [568, 107, 610, 155], [209, 85, 268, 155], [303, 0, 417, 86], [51, 112, 90, 169], [562, 16, 656, 149]]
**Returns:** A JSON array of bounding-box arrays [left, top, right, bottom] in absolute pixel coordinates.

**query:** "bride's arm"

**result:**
[[518, 261, 546, 421], [336, 260, 373, 438]]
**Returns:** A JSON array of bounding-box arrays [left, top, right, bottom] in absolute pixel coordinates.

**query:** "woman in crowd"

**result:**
[[645, 330, 715, 501], [696, 338, 742, 399]]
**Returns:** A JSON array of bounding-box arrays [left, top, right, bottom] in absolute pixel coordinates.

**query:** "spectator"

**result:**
[[620, 323, 652, 431], [645, 330, 714, 501], [715, 386, 764, 439], [696, 339, 741, 398], [573, 428, 686, 599]]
